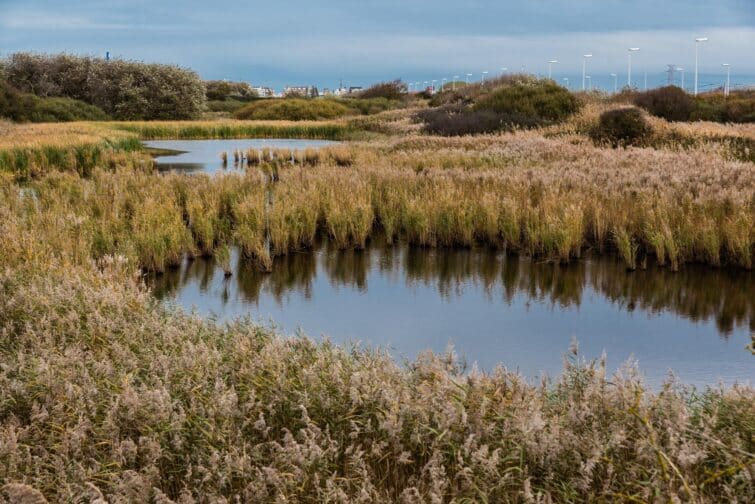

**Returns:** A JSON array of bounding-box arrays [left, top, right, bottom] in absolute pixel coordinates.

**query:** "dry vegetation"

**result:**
[[0, 99, 754, 500]]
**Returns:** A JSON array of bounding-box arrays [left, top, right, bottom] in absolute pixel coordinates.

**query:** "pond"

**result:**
[[144, 138, 338, 173], [148, 242, 754, 387]]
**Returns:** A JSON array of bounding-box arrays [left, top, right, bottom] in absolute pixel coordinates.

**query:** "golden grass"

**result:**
[[0, 110, 754, 501]]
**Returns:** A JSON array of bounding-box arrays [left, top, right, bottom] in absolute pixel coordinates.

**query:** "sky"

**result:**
[[1, 0, 753, 90]]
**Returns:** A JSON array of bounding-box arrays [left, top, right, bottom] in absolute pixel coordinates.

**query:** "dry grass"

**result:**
[[0, 109, 754, 501], [1, 123, 752, 272], [0, 256, 752, 502]]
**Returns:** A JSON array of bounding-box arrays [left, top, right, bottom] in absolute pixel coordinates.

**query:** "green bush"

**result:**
[[1, 80, 108, 122], [234, 98, 352, 121], [206, 99, 248, 114], [357, 79, 406, 100], [590, 107, 652, 147], [205, 80, 257, 101], [634, 86, 695, 121], [694, 90, 755, 123], [417, 78, 579, 136], [3, 52, 205, 120], [343, 97, 400, 115], [473, 80, 580, 124]]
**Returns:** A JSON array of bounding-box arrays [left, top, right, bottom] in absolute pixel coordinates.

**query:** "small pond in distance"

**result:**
[[148, 243, 754, 388], [145, 139, 338, 173]]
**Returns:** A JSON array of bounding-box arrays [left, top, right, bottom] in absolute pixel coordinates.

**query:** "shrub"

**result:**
[[694, 90, 755, 123], [357, 79, 406, 100], [416, 105, 515, 136], [206, 99, 248, 114], [3, 52, 206, 120], [234, 98, 352, 121], [634, 86, 695, 121], [0, 80, 108, 122], [343, 97, 400, 115], [205, 80, 256, 101], [590, 107, 652, 147], [473, 80, 580, 124], [31, 97, 108, 122]]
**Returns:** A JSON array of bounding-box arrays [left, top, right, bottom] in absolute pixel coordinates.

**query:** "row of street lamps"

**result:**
[[409, 37, 731, 96]]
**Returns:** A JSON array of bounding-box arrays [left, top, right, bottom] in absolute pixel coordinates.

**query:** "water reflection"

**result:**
[[148, 243, 754, 385]]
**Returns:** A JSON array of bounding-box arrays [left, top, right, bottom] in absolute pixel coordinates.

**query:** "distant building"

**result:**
[[252, 86, 275, 98], [283, 86, 319, 98]]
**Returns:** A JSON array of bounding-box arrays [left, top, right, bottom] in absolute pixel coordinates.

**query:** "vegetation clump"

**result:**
[[356, 79, 406, 100], [634, 85, 697, 121], [418, 77, 580, 136], [2, 52, 206, 120], [472, 79, 580, 123], [205, 80, 257, 101], [234, 98, 352, 121], [1, 80, 109, 122], [590, 107, 652, 147]]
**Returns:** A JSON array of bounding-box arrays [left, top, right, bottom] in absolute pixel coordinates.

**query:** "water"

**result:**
[[144, 139, 338, 173], [148, 243, 754, 387]]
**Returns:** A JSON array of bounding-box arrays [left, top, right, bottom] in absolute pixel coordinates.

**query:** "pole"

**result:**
[[694, 37, 708, 96], [695, 43, 699, 95]]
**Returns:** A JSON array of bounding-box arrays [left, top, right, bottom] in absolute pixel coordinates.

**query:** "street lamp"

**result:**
[[547, 59, 558, 79], [610, 73, 618, 93], [694, 37, 708, 96], [482, 71, 489, 86], [500, 67, 508, 76], [582, 54, 592, 91], [627, 47, 640, 88], [441, 78, 447, 92], [586, 75, 592, 91], [722, 63, 731, 96], [453, 76, 459, 90], [466, 73, 472, 85], [431, 79, 436, 93], [562, 77, 569, 89], [676, 67, 685, 90]]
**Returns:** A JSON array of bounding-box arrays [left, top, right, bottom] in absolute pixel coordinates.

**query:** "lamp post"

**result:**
[[482, 71, 489, 86], [627, 47, 640, 88], [610, 73, 618, 93], [722, 63, 731, 96], [500, 67, 508, 76], [586, 75, 592, 91], [441, 78, 447, 92], [562, 77, 569, 89], [431, 79, 436, 93], [466, 73, 472, 85], [677, 67, 685, 90], [547, 59, 558, 79], [453, 76, 459, 90], [582, 54, 592, 91], [694, 37, 708, 96]]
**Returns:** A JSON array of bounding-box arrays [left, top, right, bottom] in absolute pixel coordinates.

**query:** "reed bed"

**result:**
[[1, 126, 752, 273], [1, 110, 754, 501], [0, 121, 145, 179], [0, 256, 752, 502], [111, 119, 360, 141]]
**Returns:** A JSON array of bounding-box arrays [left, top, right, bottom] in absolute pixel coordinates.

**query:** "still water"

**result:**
[[145, 139, 338, 173], [148, 243, 754, 387]]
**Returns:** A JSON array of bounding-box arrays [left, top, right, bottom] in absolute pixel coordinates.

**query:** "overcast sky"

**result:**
[[1, 1, 753, 89]]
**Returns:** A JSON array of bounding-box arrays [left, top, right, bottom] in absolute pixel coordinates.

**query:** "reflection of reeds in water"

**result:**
[[150, 244, 754, 337]]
